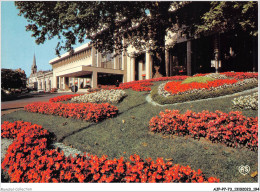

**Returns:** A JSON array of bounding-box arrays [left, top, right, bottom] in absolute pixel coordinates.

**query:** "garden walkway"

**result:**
[[1, 92, 85, 116]]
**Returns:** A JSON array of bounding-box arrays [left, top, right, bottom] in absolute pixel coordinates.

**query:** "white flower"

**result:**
[[232, 92, 258, 110], [71, 89, 127, 103]]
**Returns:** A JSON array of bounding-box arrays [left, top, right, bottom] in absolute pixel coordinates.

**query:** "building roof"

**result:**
[[49, 42, 91, 65]]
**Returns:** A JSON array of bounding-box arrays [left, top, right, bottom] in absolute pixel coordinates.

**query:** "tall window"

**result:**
[[101, 53, 113, 68], [119, 55, 122, 70], [57, 77, 59, 88], [142, 62, 146, 71]]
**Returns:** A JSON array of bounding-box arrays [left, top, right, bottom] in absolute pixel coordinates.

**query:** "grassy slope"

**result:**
[[1, 82, 258, 182]]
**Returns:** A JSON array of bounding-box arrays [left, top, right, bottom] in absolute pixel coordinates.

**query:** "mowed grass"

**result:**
[[1, 82, 258, 183]]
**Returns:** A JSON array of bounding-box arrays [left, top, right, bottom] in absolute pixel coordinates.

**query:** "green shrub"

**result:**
[[181, 76, 215, 84], [151, 82, 258, 105]]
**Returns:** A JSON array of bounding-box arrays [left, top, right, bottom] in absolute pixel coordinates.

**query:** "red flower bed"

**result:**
[[164, 79, 238, 95], [24, 102, 118, 122], [222, 72, 258, 80], [111, 76, 188, 92], [49, 94, 83, 102], [2, 121, 219, 183], [131, 85, 151, 92], [1, 121, 36, 139], [149, 110, 258, 151]]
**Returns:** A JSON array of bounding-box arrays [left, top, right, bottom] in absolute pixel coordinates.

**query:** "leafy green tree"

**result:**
[[1, 69, 27, 89], [195, 1, 258, 36], [15, 1, 182, 75], [15, 1, 257, 75]]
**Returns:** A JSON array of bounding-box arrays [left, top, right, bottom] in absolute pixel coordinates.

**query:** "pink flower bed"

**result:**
[[149, 110, 258, 151]]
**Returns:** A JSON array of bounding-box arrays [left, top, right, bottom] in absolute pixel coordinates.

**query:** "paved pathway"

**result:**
[[1, 92, 85, 116]]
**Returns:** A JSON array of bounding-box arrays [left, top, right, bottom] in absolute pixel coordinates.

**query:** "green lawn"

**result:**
[[1, 82, 258, 182]]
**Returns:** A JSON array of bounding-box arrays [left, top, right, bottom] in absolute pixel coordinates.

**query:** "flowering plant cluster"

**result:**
[[24, 102, 118, 122], [194, 72, 258, 80], [149, 110, 258, 151], [205, 73, 228, 79], [49, 94, 83, 102], [71, 90, 127, 103], [111, 76, 188, 92], [161, 77, 257, 97], [164, 79, 238, 95], [222, 72, 258, 80], [232, 92, 258, 110], [115, 82, 153, 92], [2, 121, 219, 183], [1, 121, 35, 138]]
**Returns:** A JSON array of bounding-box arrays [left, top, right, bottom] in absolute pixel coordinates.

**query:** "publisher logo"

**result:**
[[238, 165, 250, 176]]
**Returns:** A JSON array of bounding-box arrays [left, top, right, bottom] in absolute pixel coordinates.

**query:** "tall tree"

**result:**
[[15, 1, 183, 75], [1, 69, 27, 89], [195, 1, 258, 36], [15, 2, 257, 75]]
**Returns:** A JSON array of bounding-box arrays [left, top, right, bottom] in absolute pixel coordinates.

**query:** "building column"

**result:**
[[187, 40, 192, 76], [52, 74, 57, 89], [145, 51, 153, 80], [63, 77, 66, 89], [48, 79, 51, 90], [59, 77, 62, 89], [114, 53, 120, 70], [78, 78, 80, 88], [138, 61, 143, 80], [97, 52, 101, 67], [38, 80, 40, 90], [91, 71, 98, 88], [122, 52, 127, 83], [83, 78, 85, 88], [91, 46, 97, 67], [126, 56, 131, 82], [130, 56, 135, 81], [43, 74, 46, 91], [169, 53, 173, 76], [165, 49, 170, 77]]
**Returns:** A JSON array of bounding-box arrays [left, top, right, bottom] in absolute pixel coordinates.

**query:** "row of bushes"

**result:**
[[24, 102, 118, 122], [151, 80, 258, 105], [149, 110, 258, 151], [2, 121, 220, 183]]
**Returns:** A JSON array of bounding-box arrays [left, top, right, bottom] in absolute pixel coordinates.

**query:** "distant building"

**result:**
[[27, 54, 53, 91]]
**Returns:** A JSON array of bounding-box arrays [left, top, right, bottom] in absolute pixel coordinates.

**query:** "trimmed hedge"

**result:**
[[151, 81, 258, 105]]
